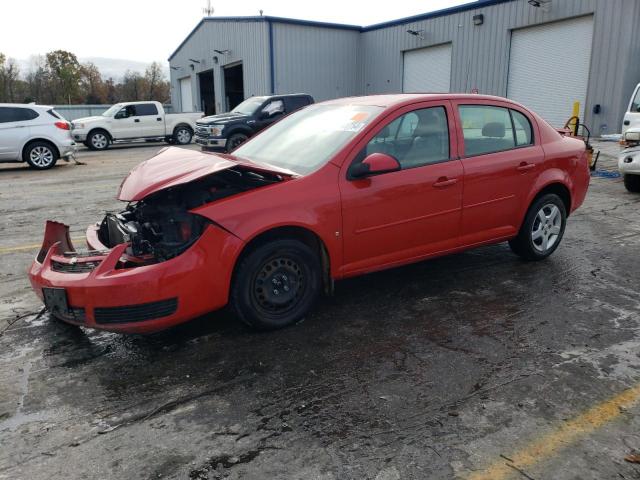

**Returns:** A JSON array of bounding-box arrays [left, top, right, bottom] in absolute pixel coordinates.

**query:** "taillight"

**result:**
[[55, 121, 70, 130]]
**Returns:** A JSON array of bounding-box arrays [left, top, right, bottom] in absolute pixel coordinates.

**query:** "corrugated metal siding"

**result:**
[[360, 0, 640, 133], [169, 20, 270, 114], [271, 23, 360, 101]]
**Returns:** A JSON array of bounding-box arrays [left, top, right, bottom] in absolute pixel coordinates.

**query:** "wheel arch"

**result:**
[[88, 127, 112, 141], [532, 182, 572, 216], [232, 225, 333, 296], [21, 138, 60, 161], [173, 123, 193, 135], [226, 126, 252, 138]]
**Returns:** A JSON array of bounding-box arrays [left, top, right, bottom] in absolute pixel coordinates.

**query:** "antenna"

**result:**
[[203, 0, 214, 16]]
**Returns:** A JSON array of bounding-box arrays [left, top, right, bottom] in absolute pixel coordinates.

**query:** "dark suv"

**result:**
[[195, 93, 314, 152]]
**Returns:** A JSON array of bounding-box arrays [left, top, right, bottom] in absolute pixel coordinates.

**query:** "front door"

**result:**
[[452, 101, 543, 246], [111, 105, 141, 139], [339, 102, 463, 276]]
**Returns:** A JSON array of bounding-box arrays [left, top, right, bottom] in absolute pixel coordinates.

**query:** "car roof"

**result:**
[[0, 103, 53, 109], [320, 93, 521, 108]]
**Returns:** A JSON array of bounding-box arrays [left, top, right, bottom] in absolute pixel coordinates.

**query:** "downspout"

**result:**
[[268, 19, 275, 94]]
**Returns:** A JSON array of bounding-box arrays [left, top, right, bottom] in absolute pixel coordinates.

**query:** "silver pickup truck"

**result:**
[[71, 101, 203, 150]]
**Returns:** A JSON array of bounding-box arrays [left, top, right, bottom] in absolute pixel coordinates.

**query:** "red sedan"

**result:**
[[29, 94, 590, 333]]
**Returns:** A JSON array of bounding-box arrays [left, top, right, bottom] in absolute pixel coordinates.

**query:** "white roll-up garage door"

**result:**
[[179, 77, 193, 112], [507, 16, 594, 128], [403, 43, 452, 93]]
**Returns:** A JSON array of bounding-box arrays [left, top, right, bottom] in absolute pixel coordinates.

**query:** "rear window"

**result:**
[[134, 103, 158, 116], [285, 96, 312, 113], [0, 107, 39, 123]]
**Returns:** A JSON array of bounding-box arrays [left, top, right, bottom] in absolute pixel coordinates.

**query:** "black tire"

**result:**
[[87, 130, 110, 151], [509, 193, 567, 261], [230, 239, 322, 330], [623, 174, 640, 193], [24, 141, 58, 170], [173, 126, 192, 145], [226, 132, 249, 152], [165, 136, 175, 144]]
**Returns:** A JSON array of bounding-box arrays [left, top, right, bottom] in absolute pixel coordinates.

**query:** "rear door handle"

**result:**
[[516, 162, 535, 172], [157, 117, 162, 121], [433, 177, 458, 188], [134, 119, 140, 123]]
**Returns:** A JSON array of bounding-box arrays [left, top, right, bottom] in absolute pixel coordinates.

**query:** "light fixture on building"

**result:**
[[190, 64, 195, 71], [528, 0, 551, 7], [406, 29, 425, 40], [214, 49, 231, 55], [213, 56, 219, 64], [170, 66, 181, 71], [188, 58, 201, 63], [473, 14, 484, 26]]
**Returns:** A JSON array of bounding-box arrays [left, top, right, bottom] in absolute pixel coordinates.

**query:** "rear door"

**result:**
[[0, 107, 37, 160], [339, 101, 463, 275], [451, 100, 542, 246], [135, 103, 164, 137]]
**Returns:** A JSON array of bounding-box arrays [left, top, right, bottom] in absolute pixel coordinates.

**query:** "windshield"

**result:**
[[231, 97, 267, 116], [233, 104, 384, 175], [102, 104, 123, 117]]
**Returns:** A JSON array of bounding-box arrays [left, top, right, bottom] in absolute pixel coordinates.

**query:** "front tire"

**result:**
[[173, 126, 192, 145], [24, 141, 58, 169], [226, 132, 249, 152], [509, 193, 567, 261], [623, 174, 640, 193], [87, 130, 110, 151], [230, 239, 322, 330]]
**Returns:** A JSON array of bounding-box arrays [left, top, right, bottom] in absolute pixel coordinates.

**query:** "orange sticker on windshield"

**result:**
[[351, 112, 369, 122]]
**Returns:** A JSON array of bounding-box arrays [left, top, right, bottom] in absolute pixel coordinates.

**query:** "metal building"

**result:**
[[169, 0, 640, 133]]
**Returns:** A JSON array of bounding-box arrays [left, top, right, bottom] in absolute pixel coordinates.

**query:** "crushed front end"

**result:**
[[27, 161, 287, 333]]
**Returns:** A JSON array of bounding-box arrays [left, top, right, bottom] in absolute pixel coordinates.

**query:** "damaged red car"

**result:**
[[29, 94, 590, 333]]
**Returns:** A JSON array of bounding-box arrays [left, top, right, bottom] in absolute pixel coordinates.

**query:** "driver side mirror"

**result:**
[[350, 153, 401, 179]]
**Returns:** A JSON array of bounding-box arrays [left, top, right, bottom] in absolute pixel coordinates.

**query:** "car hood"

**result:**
[[117, 146, 296, 201], [72, 116, 103, 125], [197, 112, 249, 125]]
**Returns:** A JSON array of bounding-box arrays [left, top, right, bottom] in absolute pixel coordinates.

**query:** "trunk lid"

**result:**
[[117, 146, 295, 201]]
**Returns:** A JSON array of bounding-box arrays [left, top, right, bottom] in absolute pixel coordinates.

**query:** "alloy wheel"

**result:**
[[91, 133, 108, 149], [29, 146, 54, 168], [531, 203, 562, 252], [176, 128, 191, 144]]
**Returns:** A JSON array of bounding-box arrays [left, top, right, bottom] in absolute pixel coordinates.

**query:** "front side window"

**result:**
[[459, 105, 516, 156], [363, 106, 450, 169], [134, 103, 159, 116], [262, 100, 284, 117]]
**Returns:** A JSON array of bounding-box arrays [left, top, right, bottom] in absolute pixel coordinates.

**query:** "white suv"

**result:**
[[0, 104, 77, 169]]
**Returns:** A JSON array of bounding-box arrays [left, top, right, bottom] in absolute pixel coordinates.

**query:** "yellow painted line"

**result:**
[[0, 236, 85, 255], [467, 384, 640, 480]]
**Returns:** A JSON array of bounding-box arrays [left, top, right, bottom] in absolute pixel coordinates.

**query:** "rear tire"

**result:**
[[226, 132, 249, 152], [87, 130, 110, 151], [173, 126, 192, 145], [230, 239, 322, 330], [24, 141, 58, 170], [509, 193, 567, 261], [623, 174, 640, 193]]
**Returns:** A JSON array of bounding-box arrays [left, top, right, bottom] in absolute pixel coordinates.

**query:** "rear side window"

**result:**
[[134, 103, 159, 116], [511, 109, 533, 146], [459, 105, 516, 156], [0, 107, 39, 123], [285, 96, 312, 113]]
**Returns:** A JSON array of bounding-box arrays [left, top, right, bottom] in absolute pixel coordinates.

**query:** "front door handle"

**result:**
[[433, 177, 458, 188], [516, 162, 535, 172], [157, 117, 162, 121], [134, 119, 140, 123]]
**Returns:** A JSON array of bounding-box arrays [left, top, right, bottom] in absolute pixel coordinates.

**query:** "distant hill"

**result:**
[[16, 56, 170, 81]]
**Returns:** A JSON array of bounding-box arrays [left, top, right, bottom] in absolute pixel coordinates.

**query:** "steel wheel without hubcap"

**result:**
[[175, 128, 192, 144], [29, 146, 54, 168], [252, 256, 305, 316], [90, 133, 108, 150], [531, 203, 562, 253]]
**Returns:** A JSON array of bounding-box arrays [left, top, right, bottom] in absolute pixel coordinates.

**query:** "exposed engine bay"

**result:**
[[98, 166, 283, 262]]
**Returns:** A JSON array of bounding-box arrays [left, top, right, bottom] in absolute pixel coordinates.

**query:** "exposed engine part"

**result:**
[[98, 167, 282, 262]]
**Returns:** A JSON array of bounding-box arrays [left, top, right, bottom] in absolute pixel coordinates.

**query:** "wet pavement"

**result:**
[[1, 141, 639, 479]]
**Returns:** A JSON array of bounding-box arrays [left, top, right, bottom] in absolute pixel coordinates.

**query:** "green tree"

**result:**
[[46, 50, 82, 103]]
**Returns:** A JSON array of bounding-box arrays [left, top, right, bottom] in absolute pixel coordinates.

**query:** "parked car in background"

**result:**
[[195, 93, 314, 152], [622, 82, 640, 135], [29, 94, 590, 334], [0, 104, 76, 170], [71, 101, 203, 151]]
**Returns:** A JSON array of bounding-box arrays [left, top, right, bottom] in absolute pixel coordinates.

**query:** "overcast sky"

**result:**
[[1, 0, 469, 63]]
